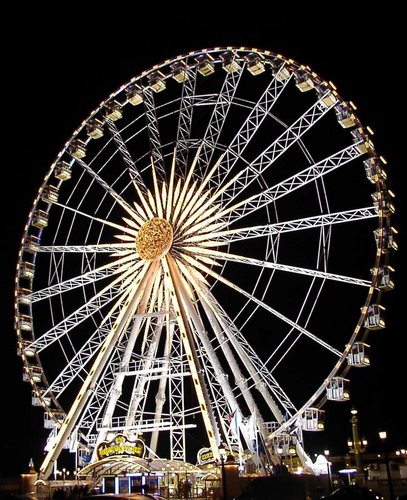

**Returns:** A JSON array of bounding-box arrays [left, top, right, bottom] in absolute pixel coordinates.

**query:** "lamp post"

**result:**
[[165, 463, 170, 500], [145, 457, 153, 494], [379, 431, 395, 500], [219, 443, 227, 500], [348, 408, 367, 473], [324, 449, 332, 492]]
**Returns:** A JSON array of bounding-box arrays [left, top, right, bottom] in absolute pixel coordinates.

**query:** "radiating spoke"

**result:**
[[39, 262, 156, 477], [200, 59, 244, 174], [176, 66, 198, 174], [143, 88, 166, 180], [218, 91, 338, 205], [184, 207, 377, 245], [178, 258, 297, 418], [28, 253, 137, 302], [36, 243, 135, 253], [46, 287, 132, 396], [30, 263, 142, 352], [182, 142, 364, 237], [53, 201, 139, 236], [105, 117, 147, 193], [184, 247, 370, 287], [180, 254, 342, 357], [73, 157, 139, 220], [208, 70, 292, 189]]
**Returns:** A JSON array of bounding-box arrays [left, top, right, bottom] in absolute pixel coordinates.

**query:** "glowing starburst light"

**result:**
[[136, 218, 173, 261]]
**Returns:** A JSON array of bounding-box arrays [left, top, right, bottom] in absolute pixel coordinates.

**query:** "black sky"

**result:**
[[1, 7, 405, 477]]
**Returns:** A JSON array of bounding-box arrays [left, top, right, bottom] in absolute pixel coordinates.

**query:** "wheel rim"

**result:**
[[14, 47, 393, 477]]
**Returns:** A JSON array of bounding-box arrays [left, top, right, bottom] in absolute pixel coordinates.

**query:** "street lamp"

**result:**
[[324, 449, 332, 492], [219, 443, 227, 500], [379, 431, 395, 500], [61, 467, 70, 485], [145, 457, 153, 494], [348, 408, 367, 472]]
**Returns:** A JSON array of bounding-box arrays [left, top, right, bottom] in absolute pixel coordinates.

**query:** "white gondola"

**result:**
[[105, 100, 123, 121], [245, 53, 265, 75], [326, 377, 350, 401], [364, 304, 385, 330], [23, 365, 43, 383], [220, 51, 241, 74], [171, 61, 188, 83], [351, 127, 372, 154], [44, 411, 65, 429], [43, 413, 53, 429], [126, 84, 144, 105], [17, 340, 36, 357], [54, 160, 72, 181], [371, 190, 395, 216], [294, 69, 314, 92], [364, 157, 387, 184], [19, 261, 35, 279], [335, 103, 356, 128], [261, 421, 280, 435], [25, 235, 40, 254], [195, 53, 215, 76], [31, 393, 41, 406], [301, 408, 325, 431], [374, 227, 398, 253], [32, 209, 48, 228], [41, 185, 59, 204], [148, 71, 166, 93], [17, 287, 32, 305], [86, 118, 104, 139], [271, 433, 297, 456], [373, 265, 395, 291], [269, 59, 290, 81], [18, 314, 33, 331], [315, 84, 336, 107], [347, 342, 370, 367], [32, 390, 51, 407], [69, 139, 87, 159]]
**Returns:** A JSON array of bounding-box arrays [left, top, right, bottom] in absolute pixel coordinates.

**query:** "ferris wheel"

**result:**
[[14, 47, 396, 479]]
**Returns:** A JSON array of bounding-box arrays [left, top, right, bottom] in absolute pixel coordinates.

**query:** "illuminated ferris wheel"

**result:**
[[14, 47, 396, 479]]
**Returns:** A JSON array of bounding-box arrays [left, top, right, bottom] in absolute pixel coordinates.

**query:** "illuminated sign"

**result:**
[[96, 434, 145, 460], [197, 447, 215, 465]]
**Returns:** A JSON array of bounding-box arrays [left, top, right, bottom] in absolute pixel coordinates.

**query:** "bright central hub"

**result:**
[[136, 217, 173, 261]]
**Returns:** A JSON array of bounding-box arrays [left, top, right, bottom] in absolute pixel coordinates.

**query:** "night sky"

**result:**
[[1, 7, 405, 477]]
